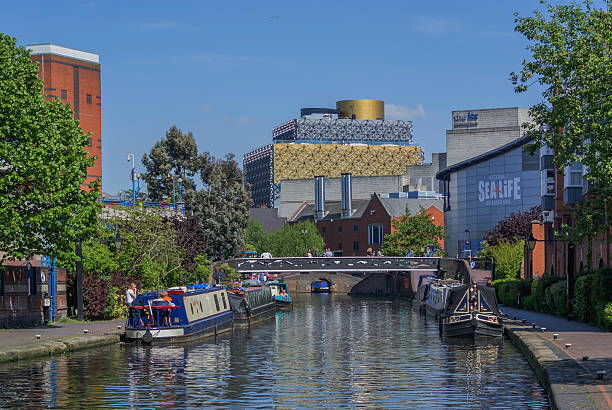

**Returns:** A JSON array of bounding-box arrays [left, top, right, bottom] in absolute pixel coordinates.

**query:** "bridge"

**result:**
[[222, 257, 473, 295]]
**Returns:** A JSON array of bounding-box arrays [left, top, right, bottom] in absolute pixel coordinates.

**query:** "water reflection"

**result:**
[[0, 294, 548, 408]]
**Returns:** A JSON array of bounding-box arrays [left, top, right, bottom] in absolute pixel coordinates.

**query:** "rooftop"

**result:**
[[27, 44, 99, 64]]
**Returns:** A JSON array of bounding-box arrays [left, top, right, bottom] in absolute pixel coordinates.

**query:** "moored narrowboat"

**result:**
[[125, 285, 233, 344], [311, 280, 330, 293], [267, 282, 293, 310], [424, 281, 503, 337], [227, 285, 276, 327]]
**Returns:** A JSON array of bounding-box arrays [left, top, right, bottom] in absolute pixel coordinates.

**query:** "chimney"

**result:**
[[341, 173, 352, 218], [314, 176, 325, 219]]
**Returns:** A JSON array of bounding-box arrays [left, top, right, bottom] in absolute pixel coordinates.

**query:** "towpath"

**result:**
[[502, 306, 612, 409]]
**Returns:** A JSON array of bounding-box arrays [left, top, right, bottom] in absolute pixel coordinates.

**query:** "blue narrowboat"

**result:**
[[267, 282, 293, 310], [125, 285, 233, 344], [311, 280, 331, 293]]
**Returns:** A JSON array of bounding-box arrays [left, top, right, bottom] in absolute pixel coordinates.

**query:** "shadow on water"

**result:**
[[0, 293, 549, 409]]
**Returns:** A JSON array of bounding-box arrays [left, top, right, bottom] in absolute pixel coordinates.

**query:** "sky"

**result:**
[[2, 0, 607, 195]]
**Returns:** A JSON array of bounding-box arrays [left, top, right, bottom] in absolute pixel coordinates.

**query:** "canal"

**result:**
[[0, 294, 549, 408]]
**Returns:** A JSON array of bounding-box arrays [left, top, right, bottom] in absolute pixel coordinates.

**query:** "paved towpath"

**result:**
[[0, 319, 124, 349], [502, 306, 612, 409]]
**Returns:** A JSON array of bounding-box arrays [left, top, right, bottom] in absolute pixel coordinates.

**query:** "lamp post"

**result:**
[[136, 174, 141, 199], [127, 154, 135, 210], [170, 174, 176, 210], [178, 177, 183, 202], [465, 229, 472, 264]]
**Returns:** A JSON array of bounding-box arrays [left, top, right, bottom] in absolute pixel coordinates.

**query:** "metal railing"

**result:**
[[98, 198, 186, 215]]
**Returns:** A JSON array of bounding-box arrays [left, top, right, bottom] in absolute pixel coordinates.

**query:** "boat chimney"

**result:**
[[341, 173, 352, 218], [314, 176, 325, 219]]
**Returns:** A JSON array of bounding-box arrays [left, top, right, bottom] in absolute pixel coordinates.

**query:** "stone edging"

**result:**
[[504, 320, 599, 410], [0, 334, 120, 364]]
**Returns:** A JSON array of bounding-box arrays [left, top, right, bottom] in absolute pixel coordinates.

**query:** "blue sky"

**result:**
[[3, 1, 606, 195]]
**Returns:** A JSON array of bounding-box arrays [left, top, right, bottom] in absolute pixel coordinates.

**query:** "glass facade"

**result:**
[[443, 143, 541, 258]]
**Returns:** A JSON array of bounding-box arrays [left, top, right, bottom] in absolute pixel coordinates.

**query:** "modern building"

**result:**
[[28, 44, 102, 191], [289, 174, 444, 256], [446, 107, 532, 167], [249, 208, 286, 233], [436, 135, 541, 259], [244, 99, 421, 208], [278, 153, 445, 219]]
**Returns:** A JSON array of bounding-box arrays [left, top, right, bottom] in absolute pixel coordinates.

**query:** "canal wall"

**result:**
[[281, 272, 362, 293], [504, 319, 601, 410], [0, 333, 120, 364]]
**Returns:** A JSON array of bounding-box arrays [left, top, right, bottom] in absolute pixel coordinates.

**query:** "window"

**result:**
[[61, 90, 67, 100], [221, 293, 227, 309], [322, 227, 326, 234], [353, 225, 358, 232], [86, 94, 92, 104], [368, 224, 383, 244], [353, 241, 359, 251], [213, 294, 220, 311], [87, 138, 92, 148], [338, 225, 342, 233]]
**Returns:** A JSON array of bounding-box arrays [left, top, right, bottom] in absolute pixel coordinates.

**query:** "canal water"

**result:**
[[0, 294, 549, 408]]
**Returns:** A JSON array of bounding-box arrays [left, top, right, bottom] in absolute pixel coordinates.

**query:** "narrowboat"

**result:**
[[311, 280, 331, 293], [425, 281, 503, 337], [267, 282, 293, 310], [125, 285, 233, 344], [227, 285, 276, 327]]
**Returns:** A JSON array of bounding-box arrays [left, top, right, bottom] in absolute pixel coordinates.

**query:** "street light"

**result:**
[[169, 174, 176, 210], [136, 173, 142, 199], [464, 229, 472, 263], [127, 154, 135, 210], [177, 177, 183, 202]]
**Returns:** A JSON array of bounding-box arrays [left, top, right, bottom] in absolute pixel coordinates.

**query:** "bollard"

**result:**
[[553, 334, 559, 340], [521, 319, 526, 324], [532, 323, 536, 329], [117, 325, 122, 329], [541, 328, 546, 333], [597, 371, 606, 380], [582, 356, 589, 361], [36, 335, 41, 339], [513, 316, 517, 320], [565, 343, 571, 349], [83, 329, 88, 334]]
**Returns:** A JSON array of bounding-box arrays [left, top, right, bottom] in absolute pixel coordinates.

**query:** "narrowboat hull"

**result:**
[[228, 286, 277, 328], [274, 297, 293, 310], [441, 314, 503, 338], [232, 302, 277, 327]]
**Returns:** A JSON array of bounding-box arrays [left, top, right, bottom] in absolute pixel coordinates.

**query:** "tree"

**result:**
[[483, 206, 542, 246], [245, 218, 270, 254], [141, 125, 209, 209], [381, 206, 446, 256], [268, 221, 325, 257], [167, 215, 209, 272], [480, 240, 524, 280], [0, 34, 100, 262], [511, 1, 612, 242], [193, 155, 252, 260]]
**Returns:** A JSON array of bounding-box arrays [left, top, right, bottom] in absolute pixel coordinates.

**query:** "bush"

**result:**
[[532, 275, 561, 313], [591, 268, 612, 330], [485, 240, 524, 280], [549, 280, 567, 317], [104, 286, 128, 319], [573, 274, 593, 322], [492, 278, 532, 307], [596, 302, 612, 331]]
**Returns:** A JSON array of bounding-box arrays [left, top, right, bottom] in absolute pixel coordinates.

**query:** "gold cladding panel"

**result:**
[[273, 144, 422, 183], [336, 99, 384, 120]]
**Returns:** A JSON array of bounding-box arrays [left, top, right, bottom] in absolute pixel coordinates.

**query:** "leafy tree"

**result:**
[[0, 34, 100, 262], [245, 218, 270, 254], [480, 240, 525, 280], [194, 255, 213, 282], [168, 215, 209, 272], [381, 206, 446, 256], [268, 221, 325, 257], [511, 1, 612, 244], [483, 206, 542, 246], [141, 125, 209, 209], [193, 155, 252, 260]]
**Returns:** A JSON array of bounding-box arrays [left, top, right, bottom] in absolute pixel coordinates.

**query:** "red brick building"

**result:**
[[28, 44, 102, 191], [290, 195, 444, 256]]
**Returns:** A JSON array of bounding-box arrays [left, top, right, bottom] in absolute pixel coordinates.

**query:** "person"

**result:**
[[376, 249, 382, 257], [314, 249, 319, 257], [154, 291, 175, 326], [260, 251, 272, 258], [307, 249, 312, 257], [366, 248, 373, 257], [281, 288, 288, 297], [125, 283, 137, 307]]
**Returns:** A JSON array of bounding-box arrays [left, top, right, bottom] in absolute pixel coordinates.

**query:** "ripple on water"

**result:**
[[0, 294, 549, 409]]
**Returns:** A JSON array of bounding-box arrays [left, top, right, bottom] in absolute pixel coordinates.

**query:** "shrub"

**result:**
[[596, 302, 612, 331], [573, 274, 593, 323], [486, 240, 524, 280], [104, 286, 128, 319], [492, 278, 532, 307], [591, 268, 612, 330], [549, 280, 567, 317], [532, 275, 561, 313]]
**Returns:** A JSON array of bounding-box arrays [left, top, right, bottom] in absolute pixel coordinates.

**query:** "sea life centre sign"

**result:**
[[478, 174, 521, 205]]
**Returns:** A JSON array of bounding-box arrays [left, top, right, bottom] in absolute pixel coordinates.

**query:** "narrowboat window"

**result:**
[[214, 294, 220, 311], [221, 293, 227, 309]]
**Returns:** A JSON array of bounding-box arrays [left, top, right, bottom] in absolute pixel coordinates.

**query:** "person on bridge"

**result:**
[[307, 249, 312, 257]]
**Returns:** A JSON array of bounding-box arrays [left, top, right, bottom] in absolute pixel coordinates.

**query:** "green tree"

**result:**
[[0, 34, 100, 262], [193, 155, 252, 260], [511, 1, 612, 248], [480, 240, 525, 280], [245, 218, 270, 254], [141, 125, 209, 209], [269, 221, 326, 257], [381, 206, 446, 256]]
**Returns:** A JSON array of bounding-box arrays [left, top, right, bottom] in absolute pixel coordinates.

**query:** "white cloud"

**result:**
[[414, 17, 460, 34], [385, 104, 427, 120], [201, 104, 214, 111]]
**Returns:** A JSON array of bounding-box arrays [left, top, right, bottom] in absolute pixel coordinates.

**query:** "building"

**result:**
[[28, 44, 102, 191], [278, 152, 445, 219], [249, 208, 286, 233], [290, 175, 444, 256], [446, 107, 532, 167], [437, 134, 541, 259], [243, 99, 421, 208]]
